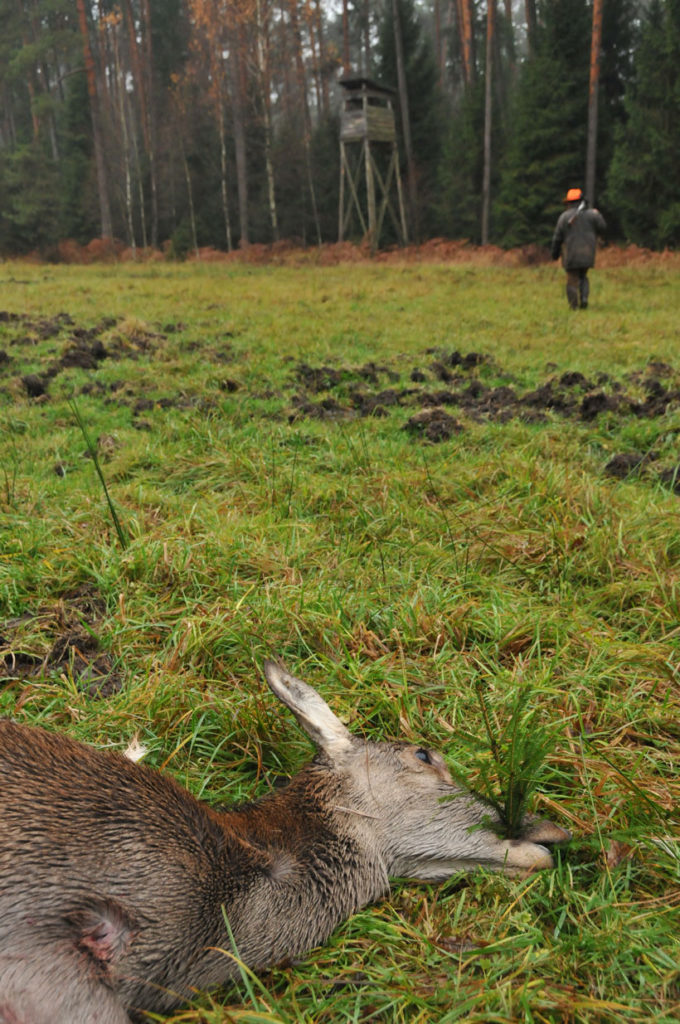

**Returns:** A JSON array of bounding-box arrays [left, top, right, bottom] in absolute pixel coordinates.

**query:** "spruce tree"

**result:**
[[435, 82, 486, 243], [597, 0, 637, 180], [59, 72, 99, 244], [606, 0, 680, 247], [493, 0, 591, 248], [0, 143, 60, 254]]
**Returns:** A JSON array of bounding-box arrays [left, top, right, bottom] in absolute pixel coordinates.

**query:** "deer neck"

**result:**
[[207, 767, 389, 970]]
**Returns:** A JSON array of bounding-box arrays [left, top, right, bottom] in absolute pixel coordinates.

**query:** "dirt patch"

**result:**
[[657, 465, 680, 493], [20, 373, 50, 398], [1, 312, 170, 400], [290, 395, 356, 422], [288, 352, 680, 435], [0, 585, 122, 697], [295, 363, 353, 392], [603, 449, 680, 493], [287, 353, 680, 492], [604, 452, 658, 479], [5, 304, 680, 494], [3, 311, 238, 421], [403, 407, 464, 443]]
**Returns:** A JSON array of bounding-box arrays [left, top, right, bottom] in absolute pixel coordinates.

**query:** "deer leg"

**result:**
[[1, 899, 136, 1024], [0, 946, 131, 1023]]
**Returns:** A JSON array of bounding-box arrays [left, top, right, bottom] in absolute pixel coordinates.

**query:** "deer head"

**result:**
[[264, 660, 569, 879]]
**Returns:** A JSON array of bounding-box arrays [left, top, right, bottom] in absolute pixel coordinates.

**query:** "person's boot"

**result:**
[[566, 283, 579, 310], [580, 275, 590, 309]]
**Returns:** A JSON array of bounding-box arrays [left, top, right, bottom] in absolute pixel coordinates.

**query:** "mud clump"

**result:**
[[403, 407, 464, 443], [286, 356, 680, 482], [580, 391, 623, 421], [357, 360, 399, 385], [5, 313, 117, 399], [294, 361, 397, 392], [289, 395, 355, 422], [21, 373, 49, 398], [350, 388, 405, 416], [288, 355, 680, 440], [604, 451, 657, 479], [658, 465, 680, 493], [560, 370, 593, 389], [295, 363, 350, 392], [59, 334, 109, 370], [522, 380, 578, 415], [603, 449, 680, 494]]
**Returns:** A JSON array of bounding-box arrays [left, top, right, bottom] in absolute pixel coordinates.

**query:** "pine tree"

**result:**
[[375, 0, 443, 237], [606, 0, 680, 247]]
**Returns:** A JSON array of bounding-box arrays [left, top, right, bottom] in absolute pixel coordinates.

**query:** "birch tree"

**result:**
[[255, 0, 279, 238]]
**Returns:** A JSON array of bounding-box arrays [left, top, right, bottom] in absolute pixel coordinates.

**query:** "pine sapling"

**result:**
[[454, 675, 556, 840]]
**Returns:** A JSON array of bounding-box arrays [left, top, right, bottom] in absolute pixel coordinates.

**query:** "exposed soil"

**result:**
[[0, 585, 122, 697], [0, 312, 236, 428], [3, 307, 680, 493], [604, 451, 659, 480], [288, 350, 680, 428], [0, 312, 168, 401], [286, 351, 680, 491], [403, 407, 465, 443]]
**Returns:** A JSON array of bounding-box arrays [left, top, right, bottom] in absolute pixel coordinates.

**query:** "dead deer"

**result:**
[[0, 660, 569, 1023]]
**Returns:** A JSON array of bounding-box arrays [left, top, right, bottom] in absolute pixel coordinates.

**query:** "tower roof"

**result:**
[[339, 77, 395, 96]]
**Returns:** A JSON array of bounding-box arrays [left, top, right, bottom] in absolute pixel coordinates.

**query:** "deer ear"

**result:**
[[263, 660, 353, 757]]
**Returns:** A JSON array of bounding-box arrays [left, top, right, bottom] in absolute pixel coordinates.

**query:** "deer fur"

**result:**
[[0, 660, 569, 1023]]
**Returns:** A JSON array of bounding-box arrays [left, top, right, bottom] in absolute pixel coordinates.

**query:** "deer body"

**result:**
[[0, 662, 569, 1023]]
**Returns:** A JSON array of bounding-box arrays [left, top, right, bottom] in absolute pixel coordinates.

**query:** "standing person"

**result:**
[[551, 187, 606, 309]]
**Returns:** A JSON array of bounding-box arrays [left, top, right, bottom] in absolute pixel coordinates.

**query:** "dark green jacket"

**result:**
[[551, 203, 606, 269]]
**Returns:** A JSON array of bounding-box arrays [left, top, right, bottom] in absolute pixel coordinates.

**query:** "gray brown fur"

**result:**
[[0, 661, 569, 1022]]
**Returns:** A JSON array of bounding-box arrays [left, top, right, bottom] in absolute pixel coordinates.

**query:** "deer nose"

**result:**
[[523, 820, 572, 847]]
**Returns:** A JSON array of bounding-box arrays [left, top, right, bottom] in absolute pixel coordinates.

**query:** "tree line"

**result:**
[[1, 0, 679, 257]]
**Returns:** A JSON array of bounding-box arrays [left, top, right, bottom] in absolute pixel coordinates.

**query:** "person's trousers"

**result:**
[[566, 268, 589, 309]]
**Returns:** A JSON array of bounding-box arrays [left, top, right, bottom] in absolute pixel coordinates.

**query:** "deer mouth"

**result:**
[[391, 847, 555, 881]]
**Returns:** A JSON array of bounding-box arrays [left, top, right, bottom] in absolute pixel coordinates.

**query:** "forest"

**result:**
[[0, 0, 679, 258]]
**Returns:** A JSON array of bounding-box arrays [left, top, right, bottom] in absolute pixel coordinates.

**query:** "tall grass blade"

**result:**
[[69, 398, 129, 550]]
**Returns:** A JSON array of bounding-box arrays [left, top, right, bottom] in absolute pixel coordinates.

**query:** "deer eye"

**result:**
[[415, 748, 431, 764]]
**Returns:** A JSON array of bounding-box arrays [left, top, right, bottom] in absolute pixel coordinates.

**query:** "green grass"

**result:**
[[1, 257, 680, 1022]]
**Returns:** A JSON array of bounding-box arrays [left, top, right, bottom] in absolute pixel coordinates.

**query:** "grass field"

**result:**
[[1, 255, 680, 1022]]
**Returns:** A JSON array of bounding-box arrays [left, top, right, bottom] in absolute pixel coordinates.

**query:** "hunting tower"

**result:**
[[338, 77, 408, 249]]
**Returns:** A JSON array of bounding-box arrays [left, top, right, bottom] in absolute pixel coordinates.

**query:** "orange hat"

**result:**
[[564, 187, 583, 203]]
